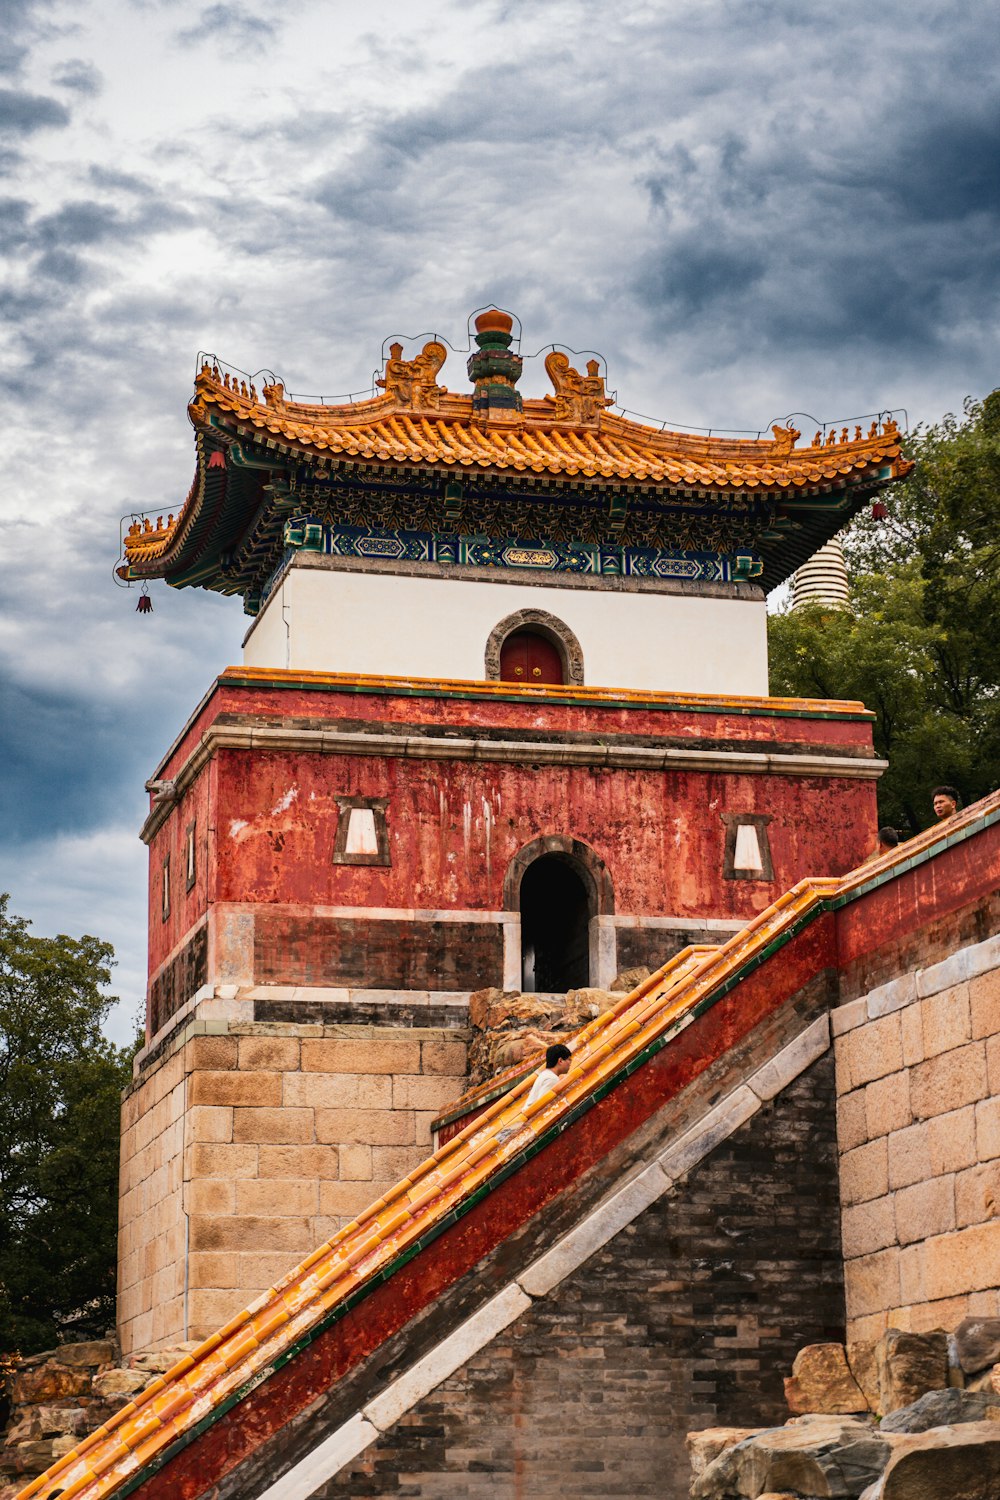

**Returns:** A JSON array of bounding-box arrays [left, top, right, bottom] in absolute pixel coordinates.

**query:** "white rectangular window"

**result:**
[[344, 807, 379, 856], [333, 796, 391, 866], [161, 855, 171, 921], [733, 823, 764, 873]]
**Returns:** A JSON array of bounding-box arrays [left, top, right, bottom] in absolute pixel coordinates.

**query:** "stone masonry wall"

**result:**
[[833, 934, 1000, 1343], [119, 1023, 468, 1355], [312, 1055, 844, 1500]]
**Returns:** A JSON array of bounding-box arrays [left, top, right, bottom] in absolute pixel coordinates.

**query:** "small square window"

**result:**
[[161, 854, 171, 921], [185, 822, 197, 891], [721, 813, 774, 882], [333, 796, 391, 866]]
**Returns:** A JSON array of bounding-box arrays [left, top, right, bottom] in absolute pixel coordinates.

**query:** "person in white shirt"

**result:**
[[525, 1043, 572, 1108]]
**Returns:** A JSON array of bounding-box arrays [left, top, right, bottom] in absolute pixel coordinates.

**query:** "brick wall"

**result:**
[[119, 1023, 468, 1355], [833, 935, 1000, 1342], [311, 1056, 844, 1500]]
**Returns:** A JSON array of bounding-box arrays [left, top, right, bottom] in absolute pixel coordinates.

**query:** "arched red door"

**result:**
[[499, 630, 564, 685]]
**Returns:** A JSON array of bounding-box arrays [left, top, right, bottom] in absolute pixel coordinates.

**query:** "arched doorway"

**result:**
[[499, 629, 564, 685], [504, 836, 615, 994], [519, 854, 591, 991], [484, 609, 585, 685]]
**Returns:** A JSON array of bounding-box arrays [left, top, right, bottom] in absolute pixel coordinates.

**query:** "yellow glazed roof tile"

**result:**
[[123, 342, 911, 572], [23, 794, 998, 1500]]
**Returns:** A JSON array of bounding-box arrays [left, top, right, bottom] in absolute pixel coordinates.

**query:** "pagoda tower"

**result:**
[[114, 310, 910, 1353]]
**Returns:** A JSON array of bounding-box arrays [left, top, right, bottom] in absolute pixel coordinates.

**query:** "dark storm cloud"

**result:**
[[175, 3, 277, 49], [0, 86, 69, 132], [0, 679, 149, 842], [625, 11, 1000, 369], [52, 58, 103, 95]]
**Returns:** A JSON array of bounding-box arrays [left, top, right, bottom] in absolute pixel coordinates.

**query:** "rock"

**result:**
[[687, 1427, 765, 1483], [691, 1414, 889, 1499], [52, 1339, 117, 1368], [91, 1368, 149, 1399], [847, 1340, 880, 1413], [6, 1405, 90, 1444], [784, 1342, 869, 1415], [8, 1364, 91, 1405], [609, 966, 652, 992], [5, 1435, 78, 1478], [966, 1364, 1000, 1394], [468, 987, 517, 1030], [880, 1387, 1000, 1433], [866, 1420, 1000, 1498], [953, 1316, 1000, 1376], [483, 994, 563, 1031], [876, 1329, 949, 1414], [123, 1342, 199, 1375], [562, 988, 618, 1023]]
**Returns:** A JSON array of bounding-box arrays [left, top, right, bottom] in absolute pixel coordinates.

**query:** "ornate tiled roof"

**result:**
[[117, 312, 912, 605], [22, 790, 1000, 1500]]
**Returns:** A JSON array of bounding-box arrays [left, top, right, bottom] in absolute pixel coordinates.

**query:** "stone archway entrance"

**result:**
[[519, 854, 591, 992], [484, 609, 585, 686], [503, 836, 615, 994]]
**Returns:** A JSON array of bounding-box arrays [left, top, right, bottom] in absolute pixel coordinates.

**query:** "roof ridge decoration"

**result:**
[[23, 789, 1000, 1500], [375, 339, 448, 411], [117, 309, 912, 604]]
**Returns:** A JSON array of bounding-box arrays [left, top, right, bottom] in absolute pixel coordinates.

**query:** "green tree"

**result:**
[[0, 895, 134, 1356], [769, 391, 1000, 833]]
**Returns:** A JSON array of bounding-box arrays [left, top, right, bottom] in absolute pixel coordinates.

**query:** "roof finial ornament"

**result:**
[[769, 423, 801, 455], [377, 339, 447, 410], [467, 310, 522, 423], [544, 350, 612, 426]]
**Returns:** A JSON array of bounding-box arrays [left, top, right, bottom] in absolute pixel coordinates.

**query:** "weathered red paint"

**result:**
[[144, 674, 880, 996]]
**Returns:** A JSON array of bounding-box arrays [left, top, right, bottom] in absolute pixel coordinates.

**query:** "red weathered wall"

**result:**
[[143, 674, 879, 994], [208, 751, 870, 915]]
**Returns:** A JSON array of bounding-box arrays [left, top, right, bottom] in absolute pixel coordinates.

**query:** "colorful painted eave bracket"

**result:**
[[23, 791, 1000, 1500]]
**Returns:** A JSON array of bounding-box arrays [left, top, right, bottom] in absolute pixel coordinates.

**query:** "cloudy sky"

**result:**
[[1, 0, 997, 1043]]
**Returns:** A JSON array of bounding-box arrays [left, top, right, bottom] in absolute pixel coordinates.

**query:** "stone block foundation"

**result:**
[[118, 1020, 469, 1354], [833, 933, 1000, 1342]]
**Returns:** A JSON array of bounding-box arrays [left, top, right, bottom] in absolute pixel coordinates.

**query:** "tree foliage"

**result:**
[[0, 895, 134, 1356], [769, 391, 1000, 833]]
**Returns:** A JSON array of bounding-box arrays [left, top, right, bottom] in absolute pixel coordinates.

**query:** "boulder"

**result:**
[[953, 1316, 1000, 1376], [91, 1367, 149, 1399], [122, 1341, 198, 1374], [847, 1340, 880, 1414], [482, 993, 563, 1031], [4, 1435, 78, 1478], [687, 1427, 765, 1484], [52, 1339, 116, 1368], [864, 1421, 1000, 1498], [8, 1363, 91, 1405], [468, 987, 518, 1031], [561, 988, 618, 1024], [966, 1364, 1000, 1394], [876, 1329, 948, 1414], [5, 1405, 89, 1444], [784, 1343, 869, 1414], [691, 1414, 890, 1499], [880, 1387, 1000, 1434], [610, 966, 652, 992]]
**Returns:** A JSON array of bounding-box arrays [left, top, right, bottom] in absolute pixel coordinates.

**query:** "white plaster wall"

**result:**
[[243, 565, 768, 696]]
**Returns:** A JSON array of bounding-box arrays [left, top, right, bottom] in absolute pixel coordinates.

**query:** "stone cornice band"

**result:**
[[140, 723, 887, 844]]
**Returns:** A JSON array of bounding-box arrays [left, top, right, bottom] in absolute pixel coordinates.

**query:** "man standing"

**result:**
[[932, 785, 962, 821]]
